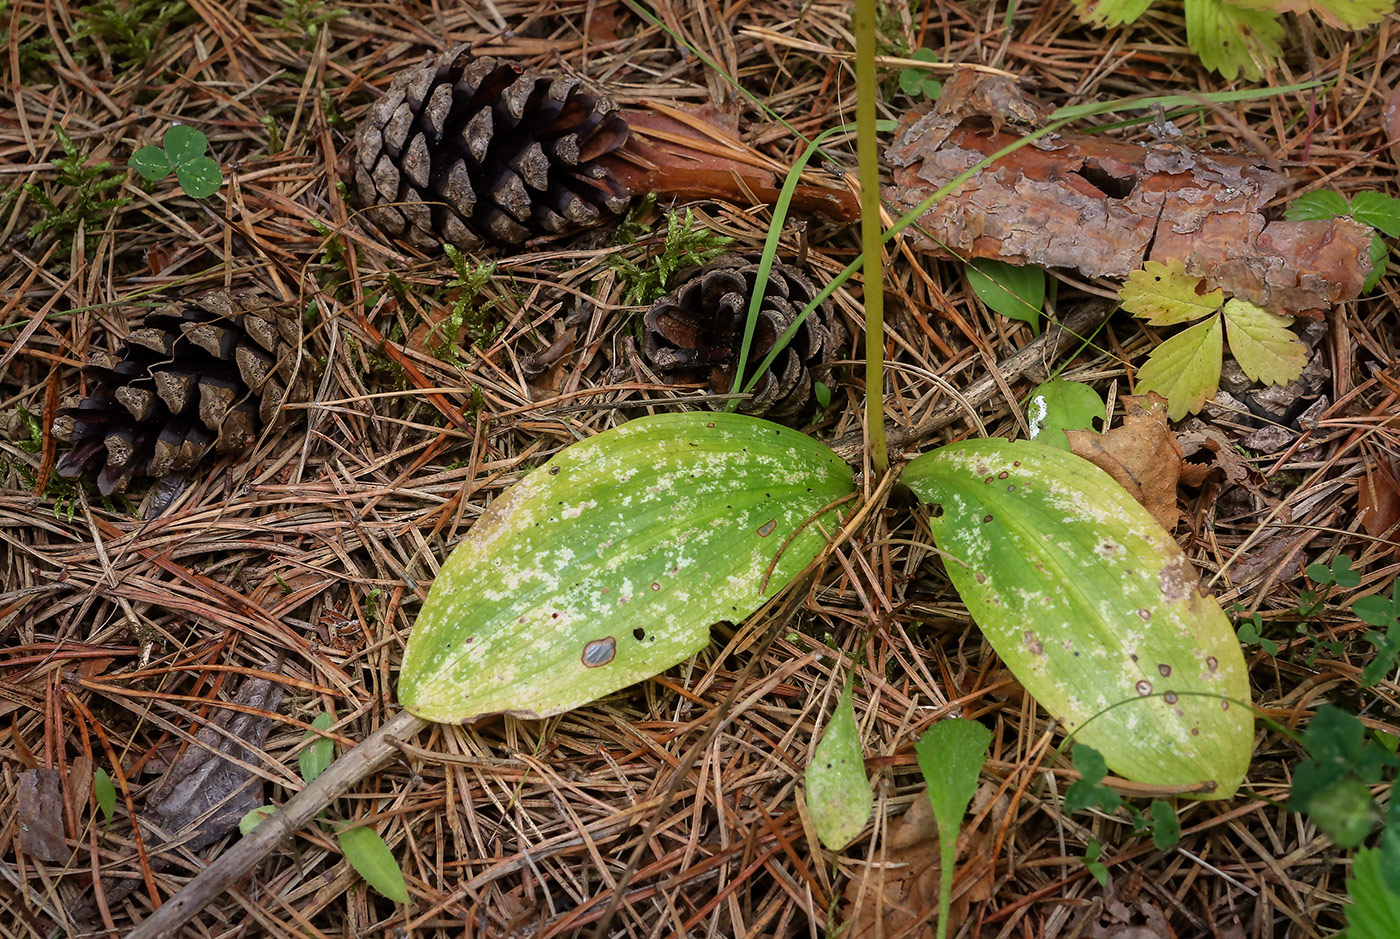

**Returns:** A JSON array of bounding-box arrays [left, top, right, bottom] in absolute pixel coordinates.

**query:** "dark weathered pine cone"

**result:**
[[53, 290, 305, 496], [351, 47, 633, 251], [642, 256, 845, 420]]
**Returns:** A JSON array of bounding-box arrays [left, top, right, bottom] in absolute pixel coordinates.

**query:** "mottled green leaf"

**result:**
[[337, 825, 410, 903], [1027, 379, 1104, 449], [299, 712, 335, 783], [1285, 190, 1351, 222], [175, 156, 223, 198], [162, 124, 208, 165], [129, 145, 171, 181], [966, 260, 1045, 335], [1184, 0, 1284, 81], [904, 440, 1253, 798], [94, 768, 116, 819], [1136, 314, 1223, 421], [400, 413, 856, 723], [1221, 299, 1307, 387], [805, 683, 872, 850]]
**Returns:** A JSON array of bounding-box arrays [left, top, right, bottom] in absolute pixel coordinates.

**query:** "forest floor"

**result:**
[[1, 0, 1398, 936]]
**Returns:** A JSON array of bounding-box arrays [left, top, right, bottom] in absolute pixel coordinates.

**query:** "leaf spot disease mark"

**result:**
[[757, 519, 777, 537], [1137, 608, 1152, 621], [1220, 699, 1230, 710], [982, 514, 994, 524], [633, 627, 645, 640], [1136, 680, 1153, 695], [651, 581, 660, 590], [582, 637, 617, 667], [998, 471, 1009, 479], [1158, 555, 1195, 601], [1164, 691, 1179, 704], [1158, 663, 1172, 677], [549, 466, 560, 475], [1023, 630, 1044, 656], [1206, 656, 1218, 672]]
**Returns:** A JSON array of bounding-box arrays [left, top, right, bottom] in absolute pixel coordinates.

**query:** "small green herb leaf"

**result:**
[[1065, 745, 1122, 814], [805, 682, 872, 850], [1221, 299, 1307, 387], [1182, 0, 1284, 81], [1289, 706, 1398, 847], [240, 805, 275, 835], [162, 125, 208, 165], [1135, 313, 1223, 421], [1148, 800, 1181, 849], [337, 825, 410, 903], [299, 712, 336, 783], [1343, 846, 1400, 939], [915, 718, 992, 835], [1071, 0, 1152, 26], [129, 145, 171, 180], [966, 260, 1044, 335], [1026, 379, 1104, 449], [1351, 191, 1400, 239], [1084, 838, 1110, 886], [1285, 190, 1351, 222], [175, 156, 223, 198], [1354, 589, 1400, 628], [94, 768, 117, 819], [813, 380, 832, 410]]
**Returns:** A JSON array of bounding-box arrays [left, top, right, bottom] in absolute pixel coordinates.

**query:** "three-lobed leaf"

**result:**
[[400, 413, 855, 723], [904, 440, 1253, 798], [1119, 259, 1223, 326], [966, 260, 1045, 335], [1221, 298, 1307, 386], [1135, 314, 1223, 421], [337, 825, 410, 903], [1026, 379, 1104, 450], [805, 683, 872, 850], [162, 125, 209, 165]]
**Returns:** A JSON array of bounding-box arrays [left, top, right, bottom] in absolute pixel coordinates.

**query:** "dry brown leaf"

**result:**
[[1385, 82, 1400, 166], [886, 70, 1372, 316], [1359, 456, 1400, 554], [1067, 393, 1182, 531], [18, 768, 67, 862], [1176, 427, 1264, 493]]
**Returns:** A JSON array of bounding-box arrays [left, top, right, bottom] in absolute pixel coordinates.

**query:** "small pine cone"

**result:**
[[53, 290, 306, 496], [642, 256, 845, 420], [351, 47, 632, 251]]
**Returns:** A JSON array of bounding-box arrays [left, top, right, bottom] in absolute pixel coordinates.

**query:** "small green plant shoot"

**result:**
[[805, 682, 872, 850], [94, 768, 117, 821], [1121, 258, 1307, 420], [130, 125, 224, 199], [1286, 190, 1399, 294], [898, 48, 942, 100], [914, 718, 993, 939]]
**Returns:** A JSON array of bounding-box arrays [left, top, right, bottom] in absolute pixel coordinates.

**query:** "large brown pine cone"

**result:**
[[642, 256, 845, 420], [54, 290, 306, 496], [350, 48, 633, 251]]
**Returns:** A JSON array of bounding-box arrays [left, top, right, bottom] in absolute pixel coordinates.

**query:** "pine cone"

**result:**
[[642, 256, 844, 420], [351, 48, 632, 251], [53, 290, 305, 496]]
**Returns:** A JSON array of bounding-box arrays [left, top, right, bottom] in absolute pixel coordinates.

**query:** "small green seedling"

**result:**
[[1288, 705, 1398, 848], [1084, 838, 1110, 886], [898, 48, 942, 100], [241, 710, 408, 903], [1064, 745, 1122, 814], [94, 767, 117, 833], [1354, 578, 1400, 688], [1287, 190, 1398, 294], [130, 125, 223, 198], [966, 259, 1045, 335], [805, 682, 872, 850], [914, 718, 993, 939]]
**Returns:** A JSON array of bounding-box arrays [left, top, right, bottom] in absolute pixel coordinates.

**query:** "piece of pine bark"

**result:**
[[885, 71, 1374, 316]]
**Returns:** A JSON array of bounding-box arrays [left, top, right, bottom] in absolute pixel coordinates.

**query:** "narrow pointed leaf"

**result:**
[[401, 413, 855, 723], [337, 825, 410, 903], [1135, 314, 1222, 420], [94, 768, 117, 819], [805, 682, 872, 850], [904, 439, 1253, 798]]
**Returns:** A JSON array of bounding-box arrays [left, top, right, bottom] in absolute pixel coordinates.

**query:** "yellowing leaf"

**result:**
[[400, 413, 855, 723], [805, 683, 872, 850], [903, 441, 1253, 799], [1136, 314, 1223, 421], [1119, 259, 1224, 326], [1221, 298, 1307, 387], [1072, 0, 1154, 27], [1231, 0, 1395, 30], [1184, 0, 1285, 81]]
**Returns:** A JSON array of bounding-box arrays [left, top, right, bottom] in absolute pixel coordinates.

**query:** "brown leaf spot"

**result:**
[[1158, 663, 1172, 677], [582, 637, 617, 667], [1137, 608, 1152, 621], [1136, 680, 1153, 696], [1023, 630, 1044, 656], [757, 519, 777, 537], [1158, 555, 1196, 601], [1164, 691, 1178, 704]]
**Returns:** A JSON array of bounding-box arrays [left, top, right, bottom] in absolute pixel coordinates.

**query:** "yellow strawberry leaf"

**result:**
[[1071, 0, 1154, 27], [1119, 259, 1225, 326], [1221, 298, 1307, 387], [1230, 0, 1394, 30], [1184, 0, 1285, 81], [1136, 314, 1223, 421]]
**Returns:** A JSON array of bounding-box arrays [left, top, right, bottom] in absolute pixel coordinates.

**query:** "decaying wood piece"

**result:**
[[885, 71, 1374, 316], [601, 103, 861, 222]]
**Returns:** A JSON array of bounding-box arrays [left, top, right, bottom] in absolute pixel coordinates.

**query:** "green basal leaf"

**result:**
[[162, 124, 208, 165], [94, 768, 117, 819], [915, 717, 992, 939], [966, 260, 1045, 335], [175, 156, 223, 198], [805, 682, 872, 850], [337, 825, 410, 903], [1026, 379, 1104, 449], [1285, 190, 1351, 222], [299, 712, 335, 783], [904, 439, 1253, 799], [1183, 0, 1284, 81], [129, 145, 171, 181], [400, 413, 856, 723], [1351, 191, 1400, 239]]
